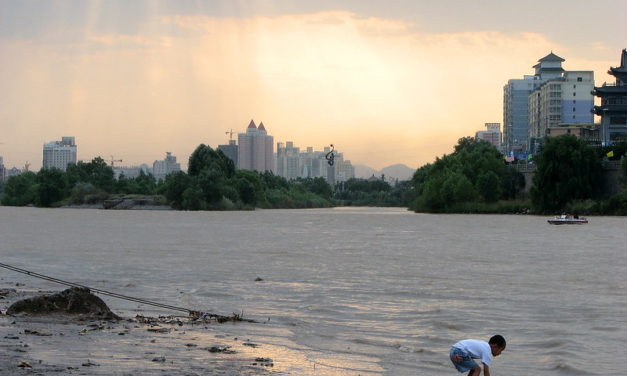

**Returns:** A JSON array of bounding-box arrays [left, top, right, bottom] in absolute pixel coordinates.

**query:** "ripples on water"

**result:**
[[1, 207, 625, 375]]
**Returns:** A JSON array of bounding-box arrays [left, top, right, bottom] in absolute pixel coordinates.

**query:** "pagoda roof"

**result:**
[[247, 119, 257, 129], [258, 122, 266, 131], [593, 104, 627, 114], [605, 49, 627, 78], [538, 52, 565, 62], [593, 85, 627, 95]]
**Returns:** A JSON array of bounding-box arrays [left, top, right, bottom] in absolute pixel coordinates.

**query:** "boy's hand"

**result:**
[[452, 354, 463, 363]]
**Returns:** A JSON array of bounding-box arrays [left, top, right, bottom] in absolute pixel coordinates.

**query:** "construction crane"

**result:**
[[109, 156, 122, 168], [225, 129, 235, 140]]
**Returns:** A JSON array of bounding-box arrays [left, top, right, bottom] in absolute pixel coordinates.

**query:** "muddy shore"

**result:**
[[0, 284, 281, 375]]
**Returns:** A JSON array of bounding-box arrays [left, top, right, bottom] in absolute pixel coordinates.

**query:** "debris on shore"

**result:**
[[1, 285, 280, 375]]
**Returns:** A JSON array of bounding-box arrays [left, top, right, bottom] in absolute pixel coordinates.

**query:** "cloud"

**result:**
[[0, 10, 612, 170]]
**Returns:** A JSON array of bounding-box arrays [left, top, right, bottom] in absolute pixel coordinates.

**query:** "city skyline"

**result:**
[[1, 0, 625, 170]]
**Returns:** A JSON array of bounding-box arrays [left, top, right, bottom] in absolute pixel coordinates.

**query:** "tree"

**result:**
[[35, 168, 68, 207], [188, 144, 235, 178], [234, 170, 266, 206], [197, 169, 227, 205], [161, 171, 191, 209], [66, 157, 115, 192], [1, 172, 37, 206], [411, 137, 508, 212], [531, 134, 601, 212], [476, 170, 501, 203], [133, 171, 158, 195], [415, 169, 478, 211], [181, 183, 207, 210], [298, 177, 333, 200], [70, 182, 108, 204], [500, 166, 526, 200]]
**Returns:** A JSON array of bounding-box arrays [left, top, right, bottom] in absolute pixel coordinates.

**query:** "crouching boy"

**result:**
[[449, 335, 506, 375]]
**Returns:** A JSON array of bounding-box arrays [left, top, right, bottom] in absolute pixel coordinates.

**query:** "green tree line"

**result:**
[[0, 146, 337, 210], [1, 143, 418, 210], [410, 135, 627, 215], [410, 137, 526, 213]]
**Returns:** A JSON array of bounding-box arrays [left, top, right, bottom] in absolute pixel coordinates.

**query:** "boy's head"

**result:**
[[489, 334, 506, 356]]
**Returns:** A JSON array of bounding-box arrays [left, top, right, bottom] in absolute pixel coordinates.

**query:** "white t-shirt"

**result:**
[[453, 339, 493, 366]]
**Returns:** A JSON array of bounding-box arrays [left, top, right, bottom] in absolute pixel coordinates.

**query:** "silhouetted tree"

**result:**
[[531, 134, 601, 212], [1, 172, 37, 206], [35, 168, 67, 207]]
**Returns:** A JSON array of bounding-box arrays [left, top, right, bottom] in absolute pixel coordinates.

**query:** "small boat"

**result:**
[[547, 214, 588, 225]]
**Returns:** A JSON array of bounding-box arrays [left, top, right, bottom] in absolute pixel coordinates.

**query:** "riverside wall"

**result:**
[[515, 161, 624, 198]]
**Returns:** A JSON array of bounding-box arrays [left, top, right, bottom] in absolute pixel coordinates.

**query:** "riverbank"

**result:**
[[0, 284, 280, 375]]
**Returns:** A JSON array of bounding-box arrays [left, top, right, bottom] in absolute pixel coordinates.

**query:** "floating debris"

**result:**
[[24, 329, 52, 336], [207, 345, 236, 354], [82, 360, 99, 367], [17, 361, 32, 368], [147, 327, 170, 334]]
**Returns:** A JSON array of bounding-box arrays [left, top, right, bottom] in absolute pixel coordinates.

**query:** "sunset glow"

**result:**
[[0, 1, 624, 170]]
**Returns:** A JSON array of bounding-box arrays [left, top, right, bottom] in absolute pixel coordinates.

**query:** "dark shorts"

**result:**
[[450, 347, 479, 373]]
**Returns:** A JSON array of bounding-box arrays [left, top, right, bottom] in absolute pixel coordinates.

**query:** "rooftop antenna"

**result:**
[[225, 129, 235, 140]]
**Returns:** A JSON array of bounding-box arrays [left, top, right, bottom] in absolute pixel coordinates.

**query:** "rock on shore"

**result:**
[[7, 287, 120, 320]]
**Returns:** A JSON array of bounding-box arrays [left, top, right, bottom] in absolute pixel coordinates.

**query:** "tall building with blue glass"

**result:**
[[503, 52, 594, 154], [503, 52, 566, 153]]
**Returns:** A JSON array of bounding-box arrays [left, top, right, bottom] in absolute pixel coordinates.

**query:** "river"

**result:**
[[1, 206, 625, 375]]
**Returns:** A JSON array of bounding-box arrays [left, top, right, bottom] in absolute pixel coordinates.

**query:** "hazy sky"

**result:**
[[1, 0, 625, 170]]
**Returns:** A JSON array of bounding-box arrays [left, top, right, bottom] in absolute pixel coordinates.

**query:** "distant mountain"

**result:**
[[353, 164, 377, 179], [380, 164, 416, 182], [353, 163, 415, 182]]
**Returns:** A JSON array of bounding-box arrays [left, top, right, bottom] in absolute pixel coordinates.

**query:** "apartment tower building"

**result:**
[[503, 53, 566, 153], [42, 136, 77, 171], [237, 120, 274, 172], [475, 123, 502, 150], [152, 152, 181, 181], [528, 70, 594, 152]]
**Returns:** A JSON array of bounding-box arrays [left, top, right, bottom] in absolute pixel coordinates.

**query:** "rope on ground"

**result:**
[[0, 261, 252, 322]]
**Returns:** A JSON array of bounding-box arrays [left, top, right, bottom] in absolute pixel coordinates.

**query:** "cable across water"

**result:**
[[0, 261, 248, 321]]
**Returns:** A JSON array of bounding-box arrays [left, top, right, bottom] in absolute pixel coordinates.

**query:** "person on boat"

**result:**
[[449, 335, 506, 375]]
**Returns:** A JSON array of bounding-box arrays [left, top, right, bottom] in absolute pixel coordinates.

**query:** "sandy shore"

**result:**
[[0, 284, 282, 375]]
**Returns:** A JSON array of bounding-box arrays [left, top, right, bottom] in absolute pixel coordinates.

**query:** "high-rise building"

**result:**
[[152, 152, 181, 181], [113, 164, 151, 179], [0, 156, 5, 181], [528, 70, 594, 152], [237, 120, 274, 173], [42, 136, 77, 171], [475, 123, 502, 149], [275, 142, 354, 184], [593, 49, 627, 145], [503, 53, 566, 153], [276, 141, 301, 179], [217, 140, 238, 168]]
